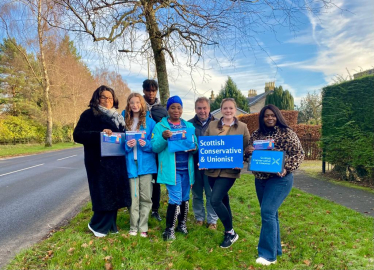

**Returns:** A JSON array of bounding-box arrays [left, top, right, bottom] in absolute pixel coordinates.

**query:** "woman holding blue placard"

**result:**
[[73, 85, 131, 238], [151, 96, 198, 241], [204, 98, 250, 248], [123, 93, 157, 238], [245, 104, 304, 266]]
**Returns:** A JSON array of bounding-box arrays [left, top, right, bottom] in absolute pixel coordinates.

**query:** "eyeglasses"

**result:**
[[100, 96, 113, 101]]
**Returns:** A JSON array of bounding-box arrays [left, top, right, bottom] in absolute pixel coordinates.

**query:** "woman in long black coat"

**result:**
[[74, 85, 131, 237]]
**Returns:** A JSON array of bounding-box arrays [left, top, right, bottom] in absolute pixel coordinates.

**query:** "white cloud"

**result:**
[[287, 0, 374, 83]]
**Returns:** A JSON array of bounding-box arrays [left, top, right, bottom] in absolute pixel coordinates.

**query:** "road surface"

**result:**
[[0, 147, 89, 268]]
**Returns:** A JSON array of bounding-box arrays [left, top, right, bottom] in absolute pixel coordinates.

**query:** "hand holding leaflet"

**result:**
[[167, 128, 195, 153]]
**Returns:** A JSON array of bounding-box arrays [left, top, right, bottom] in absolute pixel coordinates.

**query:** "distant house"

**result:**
[[246, 82, 275, 113], [208, 81, 276, 116], [210, 107, 249, 118], [208, 90, 249, 118]]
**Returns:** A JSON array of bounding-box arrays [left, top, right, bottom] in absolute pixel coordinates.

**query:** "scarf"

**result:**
[[97, 105, 126, 129]]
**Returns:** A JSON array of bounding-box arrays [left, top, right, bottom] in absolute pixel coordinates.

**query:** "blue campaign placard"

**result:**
[[199, 135, 243, 169], [249, 150, 285, 173]]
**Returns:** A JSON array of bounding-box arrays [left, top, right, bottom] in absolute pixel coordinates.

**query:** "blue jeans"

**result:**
[[255, 173, 293, 262], [192, 170, 218, 224], [166, 170, 191, 205]]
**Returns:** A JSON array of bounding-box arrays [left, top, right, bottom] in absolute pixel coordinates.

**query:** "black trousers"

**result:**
[[208, 176, 236, 231], [89, 210, 118, 234], [151, 173, 161, 212]]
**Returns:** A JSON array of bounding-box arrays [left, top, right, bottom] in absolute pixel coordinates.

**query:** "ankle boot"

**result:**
[[176, 201, 189, 234], [162, 203, 179, 241]]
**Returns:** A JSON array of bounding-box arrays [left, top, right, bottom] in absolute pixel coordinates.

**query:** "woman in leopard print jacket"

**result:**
[[245, 104, 304, 266]]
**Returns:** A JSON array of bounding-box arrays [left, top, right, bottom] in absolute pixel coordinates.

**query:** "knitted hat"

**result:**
[[166, 95, 183, 110]]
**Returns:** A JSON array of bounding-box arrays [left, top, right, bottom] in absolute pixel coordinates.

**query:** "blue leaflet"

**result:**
[[100, 132, 126, 156], [167, 128, 195, 153]]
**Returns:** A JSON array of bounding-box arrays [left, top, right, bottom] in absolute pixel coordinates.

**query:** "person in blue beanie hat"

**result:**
[[152, 95, 198, 241]]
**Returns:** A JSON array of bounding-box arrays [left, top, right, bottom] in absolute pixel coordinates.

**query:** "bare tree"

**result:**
[[52, 0, 337, 105], [94, 69, 131, 112]]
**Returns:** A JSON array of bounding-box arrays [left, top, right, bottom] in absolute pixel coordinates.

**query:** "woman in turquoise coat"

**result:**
[[151, 96, 198, 241]]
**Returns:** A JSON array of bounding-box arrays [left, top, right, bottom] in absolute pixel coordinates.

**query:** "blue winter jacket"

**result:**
[[122, 111, 157, 179], [151, 117, 198, 186]]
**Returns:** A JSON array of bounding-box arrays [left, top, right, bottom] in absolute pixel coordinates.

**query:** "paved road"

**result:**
[[0, 147, 89, 268], [243, 166, 374, 217], [293, 170, 374, 217]]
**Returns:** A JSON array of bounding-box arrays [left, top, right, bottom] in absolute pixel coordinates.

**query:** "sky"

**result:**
[[82, 0, 372, 119], [3, 0, 372, 120]]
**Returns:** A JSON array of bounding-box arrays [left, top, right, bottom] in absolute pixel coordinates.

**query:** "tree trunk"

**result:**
[[37, 0, 53, 147], [143, 2, 169, 106]]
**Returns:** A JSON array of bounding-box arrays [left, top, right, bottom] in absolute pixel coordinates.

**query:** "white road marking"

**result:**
[[57, 155, 77, 161], [0, 164, 44, 177]]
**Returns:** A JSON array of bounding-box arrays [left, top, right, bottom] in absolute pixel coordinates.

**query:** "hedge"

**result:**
[[0, 116, 73, 144], [321, 76, 374, 181], [238, 111, 321, 160]]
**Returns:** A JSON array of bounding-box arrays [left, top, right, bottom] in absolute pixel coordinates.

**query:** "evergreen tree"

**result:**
[[265, 85, 294, 110], [0, 38, 41, 116], [210, 77, 249, 112]]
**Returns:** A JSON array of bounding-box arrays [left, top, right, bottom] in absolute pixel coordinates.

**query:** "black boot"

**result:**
[[162, 204, 179, 241], [176, 201, 189, 234]]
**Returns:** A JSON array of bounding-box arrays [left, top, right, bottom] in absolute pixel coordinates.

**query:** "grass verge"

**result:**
[[0, 142, 81, 158], [6, 174, 373, 269]]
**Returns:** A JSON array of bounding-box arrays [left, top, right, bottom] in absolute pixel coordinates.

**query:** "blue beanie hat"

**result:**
[[166, 95, 183, 110]]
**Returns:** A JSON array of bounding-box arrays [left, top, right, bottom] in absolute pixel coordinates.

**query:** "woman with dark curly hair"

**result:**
[[73, 85, 131, 237], [246, 104, 304, 265]]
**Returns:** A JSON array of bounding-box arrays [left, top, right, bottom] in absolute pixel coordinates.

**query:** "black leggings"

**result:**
[[208, 177, 236, 231]]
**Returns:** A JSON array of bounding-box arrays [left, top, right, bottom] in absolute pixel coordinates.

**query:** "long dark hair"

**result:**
[[89, 85, 119, 109], [258, 104, 289, 133]]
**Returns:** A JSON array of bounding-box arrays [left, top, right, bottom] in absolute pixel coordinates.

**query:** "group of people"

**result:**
[[73, 80, 304, 266]]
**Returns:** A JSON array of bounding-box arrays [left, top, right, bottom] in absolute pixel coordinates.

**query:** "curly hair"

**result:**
[[125, 93, 147, 131]]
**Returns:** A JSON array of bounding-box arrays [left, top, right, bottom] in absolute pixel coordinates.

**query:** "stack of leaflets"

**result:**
[[100, 132, 126, 156]]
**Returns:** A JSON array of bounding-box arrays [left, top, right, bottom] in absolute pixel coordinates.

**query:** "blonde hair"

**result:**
[[220, 98, 237, 109], [125, 93, 147, 130]]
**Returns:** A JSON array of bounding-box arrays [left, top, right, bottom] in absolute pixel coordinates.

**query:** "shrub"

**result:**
[[321, 76, 374, 182]]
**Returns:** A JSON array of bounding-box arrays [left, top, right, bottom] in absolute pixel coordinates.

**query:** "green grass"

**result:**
[[7, 174, 373, 269], [0, 142, 82, 158], [300, 160, 374, 193]]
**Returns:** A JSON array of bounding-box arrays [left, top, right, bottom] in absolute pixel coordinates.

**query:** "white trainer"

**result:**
[[88, 224, 107, 238], [255, 257, 277, 266], [129, 230, 137, 236]]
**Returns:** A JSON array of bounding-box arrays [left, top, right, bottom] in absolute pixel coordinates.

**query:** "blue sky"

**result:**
[[81, 0, 373, 119], [2, 0, 372, 120]]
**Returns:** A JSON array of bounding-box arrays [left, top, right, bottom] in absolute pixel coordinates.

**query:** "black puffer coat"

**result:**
[[73, 107, 131, 212]]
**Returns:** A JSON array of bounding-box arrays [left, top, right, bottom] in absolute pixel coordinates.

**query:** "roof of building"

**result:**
[[211, 107, 249, 116], [247, 90, 273, 106]]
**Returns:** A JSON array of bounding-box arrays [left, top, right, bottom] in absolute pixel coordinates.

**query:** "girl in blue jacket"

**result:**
[[151, 96, 198, 241], [123, 93, 157, 238]]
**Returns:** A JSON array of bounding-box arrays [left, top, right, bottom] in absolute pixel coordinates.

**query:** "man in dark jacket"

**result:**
[[188, 97, 218, 229], [143, 79, 168, 221]]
